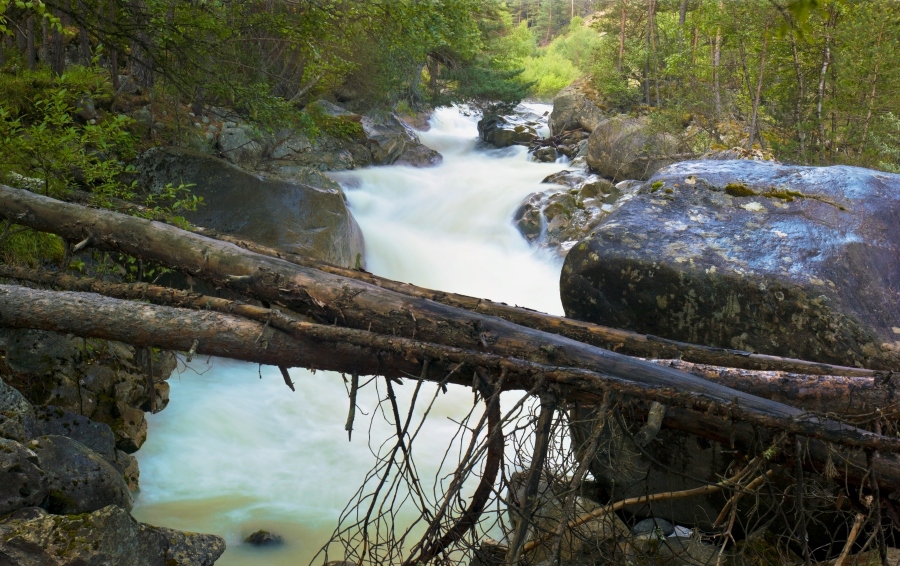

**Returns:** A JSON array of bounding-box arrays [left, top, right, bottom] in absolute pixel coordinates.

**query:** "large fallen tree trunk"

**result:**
[[2, 282, 899, 490], [2, 185, 891, 427]]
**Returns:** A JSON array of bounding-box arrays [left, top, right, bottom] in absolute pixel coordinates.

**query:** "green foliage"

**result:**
[[517, 17, 603, 100], [0, 225, 65, 267], [305, 103, 364, 141], [873, 113, 900, 174]]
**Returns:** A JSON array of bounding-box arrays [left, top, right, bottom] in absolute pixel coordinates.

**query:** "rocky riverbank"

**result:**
[[0, 98, 441, 564]]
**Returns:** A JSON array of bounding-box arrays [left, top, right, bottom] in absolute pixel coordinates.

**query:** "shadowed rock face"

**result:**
[[561, 159, 900, 369], [136, 147, 365, 269]]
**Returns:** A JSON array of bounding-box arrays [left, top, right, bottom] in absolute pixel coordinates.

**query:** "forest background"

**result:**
[[1, 0, 900, 266]]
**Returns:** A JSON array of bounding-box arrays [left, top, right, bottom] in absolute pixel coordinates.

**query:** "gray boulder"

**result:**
[[561, 159, 900, 369], [135, 146, 365, 269], [29, 435, 132, 514], [218, 124, 266, 168], [513, 174, 641, 255], [34, 405, 116, 463], [0, 505, 225, 566], [361, 112, 442, 167], [0, 439, 46, 515], [0, 377, 36, 443], [585, 116, 681, 181], [477, 115, 538, 148], [549, 83, 605, 135]]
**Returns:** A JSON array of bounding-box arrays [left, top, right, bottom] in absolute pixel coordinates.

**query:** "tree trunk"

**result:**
[[858, 21, 885, 156], [618, 2, 626, 73], [816, 5, 836, 151], [748, 20, 769, 149], [789, 26, 806, 159]]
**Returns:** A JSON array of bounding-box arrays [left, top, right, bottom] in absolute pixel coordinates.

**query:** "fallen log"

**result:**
[[197, 230, 880, 378], [1, 185, 884, 432], [2, 282, 900, 491], [3, 264, 896, 420], [50, 189, 891, 377]]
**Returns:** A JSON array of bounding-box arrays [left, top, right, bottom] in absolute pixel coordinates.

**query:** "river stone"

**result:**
[[244, 529, 284, 546], [477, 114, 538, 147], [0, 439, 46, 515], [29, 435, 132, 514], [0, 505, 225, 566], [560, 159, 900, 369], [33, 405, 117, 463], [585, 115, 681, 181], [549, 83, 605, 135], [0, 377, 36, 443], [360, 112, 442, 167], [135, 146, 365, 268]]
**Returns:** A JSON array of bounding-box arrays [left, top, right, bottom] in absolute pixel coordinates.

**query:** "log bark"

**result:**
[[64, 188, 883, 379], [1, 186, 897, 451], [3, 283, 900, 490]]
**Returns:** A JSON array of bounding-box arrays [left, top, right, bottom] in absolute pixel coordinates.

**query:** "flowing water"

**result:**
[[132, 105, 568, 565]]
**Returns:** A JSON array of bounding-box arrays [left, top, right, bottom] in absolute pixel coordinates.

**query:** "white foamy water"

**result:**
[[132, 105, 566, 565]]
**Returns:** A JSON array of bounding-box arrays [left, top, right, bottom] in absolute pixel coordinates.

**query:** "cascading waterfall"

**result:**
[[132, 105, 567, 565]]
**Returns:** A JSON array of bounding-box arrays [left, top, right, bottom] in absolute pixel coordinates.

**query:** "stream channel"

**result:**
[[132, 104, 569, 565]]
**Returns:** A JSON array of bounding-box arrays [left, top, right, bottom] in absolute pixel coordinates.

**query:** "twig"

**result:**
[[186, 339, 199, 362], [834, 512, 867, 566], [345, 372, 359, 440], [278, 366, 295, 391], [507, 392, 558, 564]]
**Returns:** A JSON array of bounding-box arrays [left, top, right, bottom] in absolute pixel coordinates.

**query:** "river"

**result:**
[[132, 104, 567, 565]]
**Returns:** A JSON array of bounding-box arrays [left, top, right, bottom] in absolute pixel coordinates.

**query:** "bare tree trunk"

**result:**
[[26, 16, 36, 70], [748, 20, 769, 149], [789, 28, 806, 158], [618, 2, 626, 73], [816, 5, 836, 150], [713, 26, 722, 115], [859, 21, 885, 156]]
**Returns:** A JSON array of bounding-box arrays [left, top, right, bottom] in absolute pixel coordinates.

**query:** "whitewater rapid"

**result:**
[[133, 105, 566, 565]]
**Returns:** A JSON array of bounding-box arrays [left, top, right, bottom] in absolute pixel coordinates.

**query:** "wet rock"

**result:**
[[561, 159, 900, 369], [360, 112, 442, 167], [531, 147, 557, 162], [29, 435, 132, 514], [513, 174, 642, 254], [135, 146, 365, 269], [0, 439, 47, 515], [0, 505, 225, 566], [477, 114, 538, 148], [585, 115, 682, 181], [0, 376, 37, 442], [244, 529, 284, 546], [512, 193, 544, 243], [549, 83, 605, 135]]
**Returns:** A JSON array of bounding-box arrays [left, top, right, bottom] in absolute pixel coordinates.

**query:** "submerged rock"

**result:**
[[135, 146, 365, 269], [561, 159, 900, 369], [244, 529, 284, 546]]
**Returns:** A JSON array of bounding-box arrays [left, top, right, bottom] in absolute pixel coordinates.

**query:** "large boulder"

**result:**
[[0, 439, 46, 515], [29, 435, 132, 514], [135, 146, 365, 269], [585, 115, 681, 181], [549, 83, 605, 135], [0, 505, 225, 566], [560, 159, 900, 369], [477, 114, 539, 148]]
